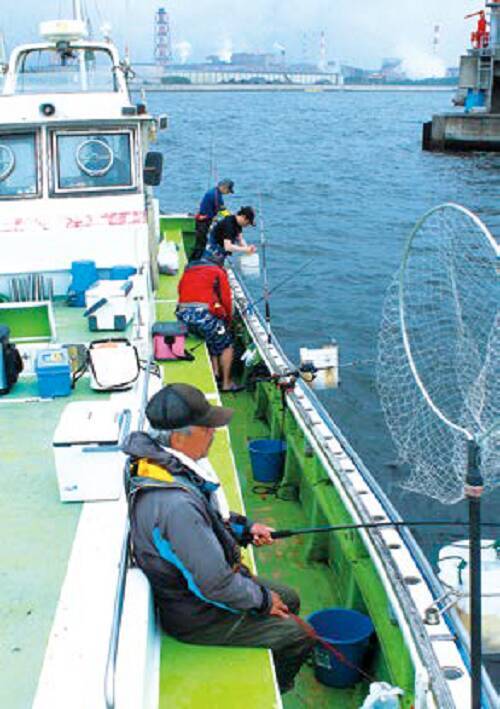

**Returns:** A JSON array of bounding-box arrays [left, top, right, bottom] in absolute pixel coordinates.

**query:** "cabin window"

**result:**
[[53, 130, 134, 193], [14, 48, 117, 94], [0, 132, 39, 199]]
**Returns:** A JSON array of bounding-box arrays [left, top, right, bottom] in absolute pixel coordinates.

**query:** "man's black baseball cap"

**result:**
[[146, 383, 234, 430]]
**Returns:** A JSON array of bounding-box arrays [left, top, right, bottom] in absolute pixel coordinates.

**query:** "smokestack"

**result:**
[[319, 31, 327, 71]]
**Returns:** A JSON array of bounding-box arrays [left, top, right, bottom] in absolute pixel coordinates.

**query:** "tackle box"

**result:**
[[35, 349, 71, 398]]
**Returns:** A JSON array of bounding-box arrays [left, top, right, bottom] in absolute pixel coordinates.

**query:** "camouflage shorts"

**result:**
[[177, 306, 232, 357]]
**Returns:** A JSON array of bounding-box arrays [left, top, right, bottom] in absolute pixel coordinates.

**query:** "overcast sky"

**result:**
[[0, 0, 487, 73]]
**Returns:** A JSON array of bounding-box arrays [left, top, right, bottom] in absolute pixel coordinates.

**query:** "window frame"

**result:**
[[50, 127, 138, 197], [0, 129, 41, 201]]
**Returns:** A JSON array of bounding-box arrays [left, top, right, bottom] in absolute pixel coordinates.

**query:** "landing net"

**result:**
[[377, 204, 499, 504]]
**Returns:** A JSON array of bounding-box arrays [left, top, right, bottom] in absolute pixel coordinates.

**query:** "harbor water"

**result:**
[[150, 89, 500, 558]]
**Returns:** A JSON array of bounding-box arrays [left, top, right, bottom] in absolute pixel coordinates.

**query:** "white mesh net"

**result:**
[[377, 204, 499, 504]]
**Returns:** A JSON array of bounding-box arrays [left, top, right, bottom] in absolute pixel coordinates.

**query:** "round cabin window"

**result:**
[[76, 138, 114, 177], [0, 144, 15, 181]]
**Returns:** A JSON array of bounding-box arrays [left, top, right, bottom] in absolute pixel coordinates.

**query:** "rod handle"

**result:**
[[270, 530, 294, 539]]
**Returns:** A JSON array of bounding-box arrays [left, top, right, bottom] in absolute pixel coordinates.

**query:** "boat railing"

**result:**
[[103, 361, 153, 709], [229, 266, 500, 708]]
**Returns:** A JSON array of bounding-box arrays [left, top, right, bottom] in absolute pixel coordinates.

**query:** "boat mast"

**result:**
[[72, 0, 88, 91], [0, 32, 6, 63]]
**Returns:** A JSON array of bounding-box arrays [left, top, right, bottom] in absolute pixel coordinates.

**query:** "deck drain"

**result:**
[[371, 515, 386, 522], [442, 666, 464, 681], [388, 543, 401, 550], [404, 576, 422, 586], [356, 490, 369, 495]]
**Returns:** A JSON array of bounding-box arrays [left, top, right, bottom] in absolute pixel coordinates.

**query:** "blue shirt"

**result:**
[[198, 187, 224, 220]]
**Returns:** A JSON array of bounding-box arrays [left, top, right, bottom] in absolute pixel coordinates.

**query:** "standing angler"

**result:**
[[191, 178, 234, 260]]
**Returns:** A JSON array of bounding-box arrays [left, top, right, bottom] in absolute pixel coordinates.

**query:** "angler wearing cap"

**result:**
[[203, 206, 257, 267], [192, 178, 235, 261], [124, 384, 314, 693]]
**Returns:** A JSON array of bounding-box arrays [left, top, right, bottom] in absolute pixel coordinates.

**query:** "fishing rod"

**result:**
[[245, 256, 316, 312], [258, 193, 272, 343], [208, 133, 217, 189], [270, 519, 500, 540]]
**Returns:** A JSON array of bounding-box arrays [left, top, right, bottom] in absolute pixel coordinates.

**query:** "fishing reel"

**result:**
[[249, 362, 320, 392]]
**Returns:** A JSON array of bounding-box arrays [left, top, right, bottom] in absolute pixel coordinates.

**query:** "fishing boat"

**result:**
[[0, 9, 498, 709]]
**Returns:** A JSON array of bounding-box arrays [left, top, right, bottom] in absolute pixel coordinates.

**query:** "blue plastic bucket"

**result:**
[[68, 260, 98, 306], [307, 608, 374, 688], [248, 439, 286, 483]]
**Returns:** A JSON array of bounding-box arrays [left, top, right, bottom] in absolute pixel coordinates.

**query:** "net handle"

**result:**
[[398, 202, 499, 442]]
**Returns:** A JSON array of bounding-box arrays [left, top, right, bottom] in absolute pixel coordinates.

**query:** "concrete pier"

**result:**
[[423, 112, 500, 151], [422, 1, 500, 152]]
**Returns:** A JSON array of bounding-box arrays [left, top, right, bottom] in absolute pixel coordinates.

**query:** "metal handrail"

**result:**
[[229, 266, 500, 708], [104, 359, 153, 709]]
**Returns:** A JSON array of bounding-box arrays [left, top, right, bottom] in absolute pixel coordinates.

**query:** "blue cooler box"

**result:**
[[35, 349, 71, 398]]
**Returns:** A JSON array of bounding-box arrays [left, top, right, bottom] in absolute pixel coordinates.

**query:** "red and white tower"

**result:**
[[155, 6, 172, 65]]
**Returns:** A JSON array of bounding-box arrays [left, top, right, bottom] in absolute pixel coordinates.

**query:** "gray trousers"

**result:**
[[164, 578, 315, 693]]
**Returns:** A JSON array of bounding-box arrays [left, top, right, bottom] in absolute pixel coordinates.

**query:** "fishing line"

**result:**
[[289, 612, 379, 686], [244, 257, 316, 312]]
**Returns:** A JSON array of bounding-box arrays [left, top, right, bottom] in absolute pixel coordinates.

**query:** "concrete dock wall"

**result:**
[[425, 113, 500, 151]]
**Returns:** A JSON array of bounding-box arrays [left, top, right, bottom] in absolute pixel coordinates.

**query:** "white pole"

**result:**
[[72, 0, 88, 91]]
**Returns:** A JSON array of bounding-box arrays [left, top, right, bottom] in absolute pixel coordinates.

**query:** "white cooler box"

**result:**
[[84, 279, 134, 331], [53, 401, 131, 502]]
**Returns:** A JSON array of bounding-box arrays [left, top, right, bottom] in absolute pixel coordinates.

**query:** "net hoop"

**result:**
[[398, 202, 499, 442]]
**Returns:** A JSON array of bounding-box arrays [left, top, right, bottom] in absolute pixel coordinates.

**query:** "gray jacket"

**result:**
[[124, 432, 271, 636]]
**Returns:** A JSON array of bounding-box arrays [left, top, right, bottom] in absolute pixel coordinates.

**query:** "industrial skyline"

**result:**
[[0, 0, 487, 77]]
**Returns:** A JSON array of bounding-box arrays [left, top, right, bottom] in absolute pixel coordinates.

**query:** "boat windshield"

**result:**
[[14, 47, 116, 93]]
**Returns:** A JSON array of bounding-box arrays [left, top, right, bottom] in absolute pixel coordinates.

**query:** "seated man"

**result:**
[[203, 206, 257, 267], [124, 384, 314, 694], [176, 258, 240, 393]]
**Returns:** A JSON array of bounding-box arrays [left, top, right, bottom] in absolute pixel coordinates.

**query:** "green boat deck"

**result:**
[[156, 221, 280, 707], [155, 219, 370, 708], [156, 217, 416, 709]]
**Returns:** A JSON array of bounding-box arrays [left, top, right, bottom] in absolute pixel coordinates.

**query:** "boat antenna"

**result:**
[[258, 193, 272, 343], [377, 203, 499, 709]]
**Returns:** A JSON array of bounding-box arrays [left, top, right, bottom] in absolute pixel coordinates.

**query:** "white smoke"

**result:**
[[395, 43, 446, 79], [218, 38, 233, 63], [175, 40, 192, 64]]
